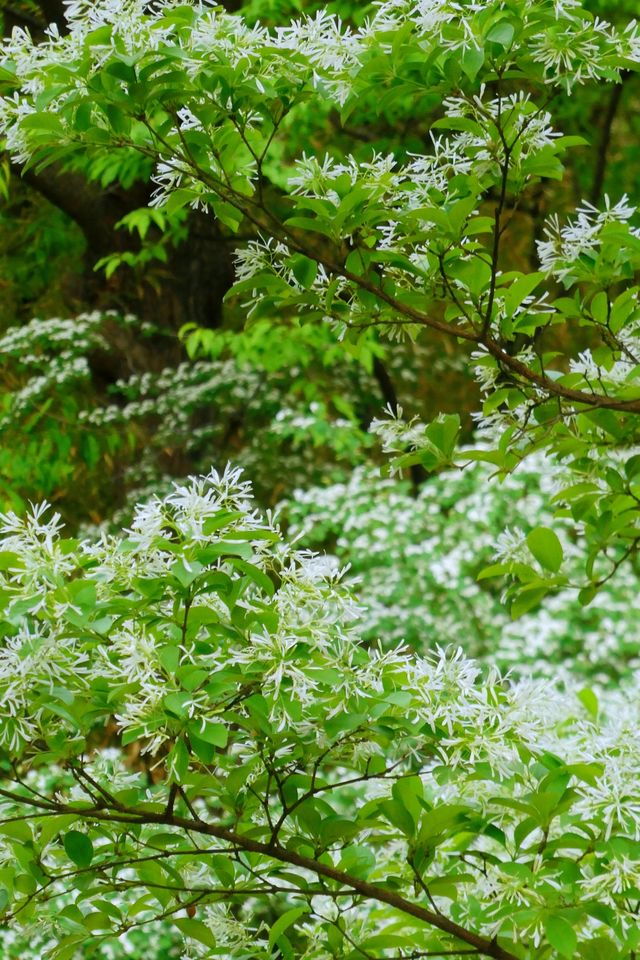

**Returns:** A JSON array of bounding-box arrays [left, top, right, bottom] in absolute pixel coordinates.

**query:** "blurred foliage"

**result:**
[[285, 455, 640, 683], [0, 180, 84, 324]]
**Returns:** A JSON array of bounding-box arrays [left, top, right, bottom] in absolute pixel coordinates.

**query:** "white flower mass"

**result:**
[[2, 0, 640, 957]]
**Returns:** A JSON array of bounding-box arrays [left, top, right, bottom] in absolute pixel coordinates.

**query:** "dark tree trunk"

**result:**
[[3, 1, 237, 384], [4, 0, 236, 320]]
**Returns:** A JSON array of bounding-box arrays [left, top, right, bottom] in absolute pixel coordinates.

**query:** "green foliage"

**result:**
[[94, 207, 188, 279], [3, 0, 640, 595], [0, 180, 84, 325], [3, 1, 640, 958], [0, 469, 639, 959], [0, 311, 141, 519], [0, 307, 381, 521]]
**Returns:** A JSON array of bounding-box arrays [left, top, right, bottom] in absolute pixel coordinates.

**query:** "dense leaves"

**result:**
[[2, 1, 640, 959], [2, 0, 640, 589], [1, 470, 640, 959]]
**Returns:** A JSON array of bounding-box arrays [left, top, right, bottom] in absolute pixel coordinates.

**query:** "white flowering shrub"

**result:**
[[0, 466, 640, 959], [284, 454, 640, 681], [0, 311, 139, 430], [4, 1, 640, 957], [91, 319, 379, 481], [0, 310, 149, 515], [2, 0, 640, 599], [0, 308, 379, 518]]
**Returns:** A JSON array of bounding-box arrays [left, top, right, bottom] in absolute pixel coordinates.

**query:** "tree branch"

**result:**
[[1, 787, 519, 960]]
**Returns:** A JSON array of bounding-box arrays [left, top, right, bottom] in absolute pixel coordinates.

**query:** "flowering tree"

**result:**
[[0, 304, 380, 518], [3, 0, 640, 594], [0, 467, 640, 960], [3, 1, 640, 958]]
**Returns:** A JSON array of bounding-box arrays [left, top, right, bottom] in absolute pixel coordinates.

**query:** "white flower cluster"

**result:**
[[283, 454, 640, 680], [0, 500, 73, 586], [1, 0, 636, 179], [369, 403, 430, 455], [0, 311, 114, 360], [569, 347, 639, 389], [0, 311, 137, 429], [0, 465, 369, 753], [443, 88, 561, 166], [233, 236, 297, 288], [2, 465, 640, 954], [219, 82, 571, 342], [80, 358, 261, 438], [149, 157, 215, 211], [286, 88, 558, 214], [537, 195, 640, 281], [529, 15, 613, 89]]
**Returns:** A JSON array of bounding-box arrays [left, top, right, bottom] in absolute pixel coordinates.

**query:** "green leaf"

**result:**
[[578, 937, 619, 960], [168, 738, 190, 782], [526, 526, 563, 573], [40, 815, 77, 849], [0, 821, 32, 843], [201, 511, 244, 535], [269, 905, 310, 952], [290, 255, 318, 289], [63, 831, 94, 868], [392, 776, 424, 830], [232, 558, 275, 596], [545, 915, 577, 958], [164, 691, 191, 717], [578, 688, 599, 718], [379, 798, 415, 837], [503, 272, 544, 318], [158, 645, 181, 673], [0, 551, 21, 572], [511, 586, 549, 619], [338, 845, 376, 879], [461, 45, 484, 80], [486, 20, 515, 46], [174, 917, 217, 948], [171, 558, 203, 589], [188, 719, 228, 747]]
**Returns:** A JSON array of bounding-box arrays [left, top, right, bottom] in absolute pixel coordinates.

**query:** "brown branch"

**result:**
[[190, 172, 640, 415], [482, 338, 640, 412], [13, 792, 519, 960], [0, 782, 518, 957], [14, 87, 640, 415]]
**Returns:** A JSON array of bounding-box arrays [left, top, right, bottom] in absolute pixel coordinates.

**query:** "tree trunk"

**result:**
[[4, 0, 236, 326]]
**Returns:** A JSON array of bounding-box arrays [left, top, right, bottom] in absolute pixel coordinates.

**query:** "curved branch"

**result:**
[[99, 808, 522, 960], [14, 95, 640, 414], [151, 149, 640, 416], [0, 786, 519, 960]]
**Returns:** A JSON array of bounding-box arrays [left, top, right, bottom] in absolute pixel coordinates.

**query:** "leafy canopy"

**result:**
[[0, 467, 639, 960], [3, 1, 640, 958], [3, 0, 640, 598]]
